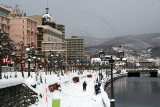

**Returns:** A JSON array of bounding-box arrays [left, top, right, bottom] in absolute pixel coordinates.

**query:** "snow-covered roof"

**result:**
[[0, 78, 24, 88]]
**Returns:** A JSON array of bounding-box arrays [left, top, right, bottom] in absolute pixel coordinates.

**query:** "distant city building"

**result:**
[[0, 6, 10, 34], [28, 15, 42, 26], [9, 8, 37, 47], [66, 36, 85, 61]]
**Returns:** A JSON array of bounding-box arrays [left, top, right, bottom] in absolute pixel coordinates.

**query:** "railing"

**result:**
[[126, 69, 158, 72]]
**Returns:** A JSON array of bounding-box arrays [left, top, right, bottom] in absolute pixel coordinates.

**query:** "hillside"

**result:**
[[83, 33, 160, 56]]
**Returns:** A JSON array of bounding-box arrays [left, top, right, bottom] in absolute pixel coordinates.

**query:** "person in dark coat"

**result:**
[[94, 83, 99, 95], [97, 82, 101, 93], [83, 81, 87, 91]]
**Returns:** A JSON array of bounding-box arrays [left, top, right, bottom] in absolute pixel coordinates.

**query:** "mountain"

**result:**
[[81, 36, 108, 48], [83, 33, 160, 56]]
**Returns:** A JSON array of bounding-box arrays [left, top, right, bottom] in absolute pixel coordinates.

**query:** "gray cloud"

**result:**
[[1, 0, 160, 38]]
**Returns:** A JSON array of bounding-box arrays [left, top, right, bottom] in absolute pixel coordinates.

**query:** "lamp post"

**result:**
[[118, 45, 124, 61], [109, 56, 115, 107], [33, 56, 37, 72], [26, 47, 31, 77], [118, 45, 125, 72], [99, 49, 105, 81]]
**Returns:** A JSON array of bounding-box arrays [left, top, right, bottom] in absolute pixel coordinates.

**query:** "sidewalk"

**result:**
[[51, 73, 107, 107]]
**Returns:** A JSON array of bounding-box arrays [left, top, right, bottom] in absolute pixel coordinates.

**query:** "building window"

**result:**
[[48, 37, 50, 41], [23, 31, 24, 35], [23, 20, 24, 23], [23, 26, 24, 29]]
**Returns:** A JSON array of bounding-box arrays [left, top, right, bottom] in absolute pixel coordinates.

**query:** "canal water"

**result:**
[[105, 77, 160, 107]]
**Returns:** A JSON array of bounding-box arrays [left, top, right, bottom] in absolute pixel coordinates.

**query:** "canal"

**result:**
[[105, 77, 160, 107]]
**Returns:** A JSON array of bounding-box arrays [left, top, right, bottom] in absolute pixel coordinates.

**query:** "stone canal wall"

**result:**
[[102, 73, 128, 89], [0, 83, 38, 107]]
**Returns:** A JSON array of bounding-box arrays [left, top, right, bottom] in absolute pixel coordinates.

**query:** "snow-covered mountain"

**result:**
[[83, 33, 160, 56]]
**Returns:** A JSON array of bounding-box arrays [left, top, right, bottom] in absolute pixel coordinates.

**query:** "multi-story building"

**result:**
[[37, 25, 64, 56], [66, 36, 84, 61], [9, 8, 37, 47], [56, 24, 67, 58], [28, 15, 42, 26], [35, 8, 66, 57], [56, 24, 65, 42], [0, 6, 10, 33]]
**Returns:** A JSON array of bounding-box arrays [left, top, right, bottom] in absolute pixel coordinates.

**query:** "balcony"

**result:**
[[2, 20, 6, 25], [27, 27, 31, 30]]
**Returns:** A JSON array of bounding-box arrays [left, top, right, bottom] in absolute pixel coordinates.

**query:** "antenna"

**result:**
[[45, 8, 49, 14], [15, 4, 20, 10], [46, 0, 49, 14]]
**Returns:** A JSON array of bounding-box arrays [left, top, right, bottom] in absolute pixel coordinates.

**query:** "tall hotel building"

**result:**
[[66, 36, 84, 60]]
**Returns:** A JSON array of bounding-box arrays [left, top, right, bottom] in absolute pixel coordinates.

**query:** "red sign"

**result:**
[[16, 56, 25, 63], [22, 63, 25, 68], [1, 57, 12, 64]]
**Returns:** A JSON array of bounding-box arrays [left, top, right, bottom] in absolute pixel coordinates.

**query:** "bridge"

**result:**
[[126, 69, 158, 77]]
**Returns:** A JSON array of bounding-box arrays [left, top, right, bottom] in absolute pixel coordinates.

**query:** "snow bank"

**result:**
[[0, 78, 24, 88]]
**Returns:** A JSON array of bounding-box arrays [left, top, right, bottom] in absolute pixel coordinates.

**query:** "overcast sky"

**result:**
[[1, 0, 160, 38]]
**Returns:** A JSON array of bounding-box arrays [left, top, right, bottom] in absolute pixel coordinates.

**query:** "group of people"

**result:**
[[3, 72, 17, 79], [82, 80, 101, 95], [31, 73, 43, 88]]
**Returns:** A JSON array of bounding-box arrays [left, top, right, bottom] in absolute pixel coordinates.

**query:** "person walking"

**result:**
[[83, 81, 87, 91], [94, 83, 99, 95]]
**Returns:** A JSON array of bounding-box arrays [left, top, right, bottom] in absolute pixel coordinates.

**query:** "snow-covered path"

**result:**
[[1, 71, 110, 107], [52, 75, 104, 107]]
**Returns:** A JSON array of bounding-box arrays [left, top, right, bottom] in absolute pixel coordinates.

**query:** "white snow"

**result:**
[[0, 78, 24, 88], [0, 69, 128, 107]]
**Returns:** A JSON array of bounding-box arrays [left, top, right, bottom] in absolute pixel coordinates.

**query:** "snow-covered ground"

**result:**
[[1, 70, 111, 107]]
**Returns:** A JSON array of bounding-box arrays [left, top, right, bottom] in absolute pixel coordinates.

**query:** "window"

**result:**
[[23, 20, 24, 23], [0, 11, 8, 18], [23, 31, 24, 35]]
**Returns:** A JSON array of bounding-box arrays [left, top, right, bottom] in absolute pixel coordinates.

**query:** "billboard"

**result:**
[[1, 57, 12, 64]]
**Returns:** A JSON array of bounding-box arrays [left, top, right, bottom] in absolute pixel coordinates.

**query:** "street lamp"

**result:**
[[99, 49, 105, 81], [118, 45, 124, 61], [118, 45, 125, 72], [109, 56, 115, 107], [118, 51, 124, 61], [99, 49, 105, 60], [26, 47, 31, 77]]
